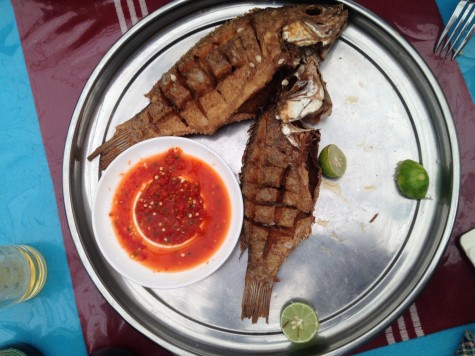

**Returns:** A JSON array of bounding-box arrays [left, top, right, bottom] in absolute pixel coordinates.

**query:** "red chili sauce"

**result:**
[[109, 147, 231, 272]]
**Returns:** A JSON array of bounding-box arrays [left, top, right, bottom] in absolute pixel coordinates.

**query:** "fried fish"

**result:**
[[88, 4, 348, 169], [240, 56, 327, 323]]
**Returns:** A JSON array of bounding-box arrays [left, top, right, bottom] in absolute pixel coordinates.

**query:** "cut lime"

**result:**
[[318, 144, 347, 178], [395, 159, 429, 199], [280, 302, 319, 343]]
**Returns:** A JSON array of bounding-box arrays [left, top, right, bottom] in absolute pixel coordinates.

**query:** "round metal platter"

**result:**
[[63, 0, 460, 354]]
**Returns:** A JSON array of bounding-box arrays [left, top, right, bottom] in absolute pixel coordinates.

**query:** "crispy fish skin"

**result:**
[[240, 102, 322, 323], [240, 53, 329, 323], [88, 4, 348, 169]]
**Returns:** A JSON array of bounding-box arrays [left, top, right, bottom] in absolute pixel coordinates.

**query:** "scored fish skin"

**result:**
[[240, 53, 329, 323], [88, 4, 348, 170], [239, 89, 322, 323]]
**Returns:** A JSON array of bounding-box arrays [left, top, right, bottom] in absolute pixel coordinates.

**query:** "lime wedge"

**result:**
[[280, 302, 319, 343], [395, 159, 429, 199], [318, 144, 347, 178]]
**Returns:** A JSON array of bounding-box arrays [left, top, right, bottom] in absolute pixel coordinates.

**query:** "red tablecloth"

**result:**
[[11, 0, 475, 354]]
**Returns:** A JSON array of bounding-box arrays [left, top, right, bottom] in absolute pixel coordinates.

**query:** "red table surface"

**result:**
[[11, 0, 475, 354]]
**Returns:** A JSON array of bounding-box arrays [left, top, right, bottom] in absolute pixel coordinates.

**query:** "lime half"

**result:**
[[280, 302, 319, 343], [395, 159, 429, 199], [319, 144, 347, 178]]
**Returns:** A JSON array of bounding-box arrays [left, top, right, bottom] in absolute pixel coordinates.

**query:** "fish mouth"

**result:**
[[283, 5, 347, 46], [283, 21, 334, 47]]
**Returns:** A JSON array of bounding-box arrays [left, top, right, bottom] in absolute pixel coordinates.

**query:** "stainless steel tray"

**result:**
[[63, 0, 460, 354]]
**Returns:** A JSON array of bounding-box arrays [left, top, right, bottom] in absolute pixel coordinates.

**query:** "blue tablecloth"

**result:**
[[0, 0, 86, 354], [360, 323, 475, 355]]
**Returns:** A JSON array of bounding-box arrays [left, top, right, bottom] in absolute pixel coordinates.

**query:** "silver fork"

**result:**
[[434, 0, 475, 60]]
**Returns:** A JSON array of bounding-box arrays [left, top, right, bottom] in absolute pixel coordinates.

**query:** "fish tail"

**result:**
[[87, 128, 137, 170], [241, 279, 273, 323]]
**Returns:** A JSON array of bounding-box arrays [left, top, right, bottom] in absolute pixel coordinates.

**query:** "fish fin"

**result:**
[[239, 219, 251, 252], [87, 128, 138, 170], [241, 279, 273, 323]]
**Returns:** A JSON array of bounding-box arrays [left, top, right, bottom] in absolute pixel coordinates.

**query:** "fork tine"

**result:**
[[442, 2, 474, 57], [452, 22, 475, 59], [434, 0, 468, 53], [448, 3, 475, 59]]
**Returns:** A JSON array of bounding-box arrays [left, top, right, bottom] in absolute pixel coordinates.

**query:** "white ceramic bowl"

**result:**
[[92, 137, 243, 289]]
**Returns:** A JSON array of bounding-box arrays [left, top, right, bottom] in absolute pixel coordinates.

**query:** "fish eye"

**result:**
[[305, 6, 323, 17]]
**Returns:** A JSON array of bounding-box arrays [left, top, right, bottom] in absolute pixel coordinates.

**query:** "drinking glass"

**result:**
[[0, 245, 47, 308]]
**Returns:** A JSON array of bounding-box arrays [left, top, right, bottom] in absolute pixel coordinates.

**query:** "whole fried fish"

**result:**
[[240, 56, 325, 323], [88, 4, 348, 169]]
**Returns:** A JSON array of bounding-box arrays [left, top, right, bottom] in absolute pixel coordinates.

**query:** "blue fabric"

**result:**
[[436, 0, 475, 102], [358, 323, 475, 355], [0, 0, 87, 355]]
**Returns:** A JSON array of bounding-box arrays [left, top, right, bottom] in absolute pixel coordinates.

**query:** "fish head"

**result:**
[[282, 4, 348, 60]]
